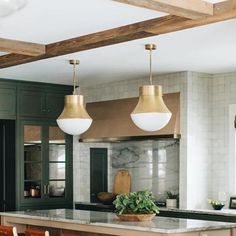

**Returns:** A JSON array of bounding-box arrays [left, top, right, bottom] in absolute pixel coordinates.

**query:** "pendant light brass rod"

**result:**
[[73, 63, 76, 95], [145, 44, 156, 85], [69, 59, 80, 95], [149, 48, 153, 85]]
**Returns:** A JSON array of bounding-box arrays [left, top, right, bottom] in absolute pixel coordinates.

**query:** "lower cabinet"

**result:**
[[200, 229, 230, 236], [232, 229, 236, 236], [169, 229, 231, 236], [16, 120, 73, 210]]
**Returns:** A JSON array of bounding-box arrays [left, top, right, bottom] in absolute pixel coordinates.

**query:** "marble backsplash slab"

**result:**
[[110, 140, 179, 201]]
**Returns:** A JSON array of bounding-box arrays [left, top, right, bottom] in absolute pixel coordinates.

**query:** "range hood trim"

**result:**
[[79, 134, 181, 143]]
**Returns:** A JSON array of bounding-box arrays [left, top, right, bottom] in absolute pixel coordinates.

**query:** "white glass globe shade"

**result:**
[[57, 118, 92, 136], [0, 0, 27, 17], [131, 112, 172, 132]]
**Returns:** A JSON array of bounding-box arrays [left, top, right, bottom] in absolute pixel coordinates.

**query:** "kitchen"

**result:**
[[1, 0, 236, 235]]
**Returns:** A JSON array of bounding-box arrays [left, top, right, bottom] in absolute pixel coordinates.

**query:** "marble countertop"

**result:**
[[160, 207, 236, 216], [1, 209, 236, 234]]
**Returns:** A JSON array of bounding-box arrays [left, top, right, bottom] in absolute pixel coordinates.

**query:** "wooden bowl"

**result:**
[[116, 213, 156, 222], [97, 192, 117, 204]]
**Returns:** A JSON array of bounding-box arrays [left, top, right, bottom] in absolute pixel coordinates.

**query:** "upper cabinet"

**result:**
[[17, 83, 72, 119], [0, 84, 16, 119], [18, 89, 65, 119], [0, 79, 72, 120]]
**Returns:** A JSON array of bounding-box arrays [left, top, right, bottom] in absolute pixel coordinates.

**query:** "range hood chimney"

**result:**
[[79, 92, 180, 142]]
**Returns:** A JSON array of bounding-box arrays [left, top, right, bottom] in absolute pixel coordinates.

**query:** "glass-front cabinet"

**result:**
[[17, 121, 73, 210]]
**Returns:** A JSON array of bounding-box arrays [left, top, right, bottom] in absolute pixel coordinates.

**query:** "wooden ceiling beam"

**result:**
[[214, 0, 236, 15], [113, 0, 214, 19], [0, 15, 187, 68], [146, 1, 236, 34], [0, 38, 45, 56], [0, 0, 236, 69]]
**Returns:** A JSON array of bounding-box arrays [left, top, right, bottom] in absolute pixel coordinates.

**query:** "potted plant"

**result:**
[[208, 199, 225, 210], [113, 191, 159, 221], [166, 191, 179, 208]]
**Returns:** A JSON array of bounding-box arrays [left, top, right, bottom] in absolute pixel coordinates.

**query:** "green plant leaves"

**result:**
[[113, 191, 159, 215]]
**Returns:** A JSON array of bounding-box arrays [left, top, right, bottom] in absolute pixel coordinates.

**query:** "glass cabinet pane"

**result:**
[[49, 145, 65, 162], [24, 162, 42, 180], [48, 126, 66, 199], [24, 145, 41, 162], [24, 125, 42, 144], [24, 125, 42, 199], [49, 163, 65, 179], [49, 126, 65, 144], [49, 181, 65, 198]]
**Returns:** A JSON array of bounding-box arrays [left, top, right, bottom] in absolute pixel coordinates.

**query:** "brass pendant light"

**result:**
[[57, 60, 92, 135], [130, 44, 172, 132]]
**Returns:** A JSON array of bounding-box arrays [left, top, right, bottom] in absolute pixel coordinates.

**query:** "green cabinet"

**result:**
[[0, 85, 16, 119], [18, 89, 67, 119], [0, 78, 73, 210], [16, 120, 73, 210]]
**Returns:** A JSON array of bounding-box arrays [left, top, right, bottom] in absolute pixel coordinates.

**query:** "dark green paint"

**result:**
[[0, 78, 73, 210], [90, 148, 108, 203], [0, 86, 16, 119]]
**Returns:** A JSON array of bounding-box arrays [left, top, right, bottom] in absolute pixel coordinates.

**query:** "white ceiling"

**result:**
[[0, 0, 235, 86]]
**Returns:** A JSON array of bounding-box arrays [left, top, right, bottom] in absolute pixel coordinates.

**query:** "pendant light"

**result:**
[[0, 0, 27, 17], [130, 44, 172, 132], [57, 60, 92, 135]]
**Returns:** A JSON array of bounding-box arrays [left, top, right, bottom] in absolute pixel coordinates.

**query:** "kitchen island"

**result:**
[[1, 209, 236, 236]]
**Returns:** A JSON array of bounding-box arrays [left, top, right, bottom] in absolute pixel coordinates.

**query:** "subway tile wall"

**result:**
[[210, 72, 236, 204], [73, 71, 236, 209]]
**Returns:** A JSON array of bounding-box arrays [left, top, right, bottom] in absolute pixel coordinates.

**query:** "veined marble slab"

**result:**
[[1, 209, 236, 234]]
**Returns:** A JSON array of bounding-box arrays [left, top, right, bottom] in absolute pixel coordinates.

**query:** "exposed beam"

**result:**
[[0, 15, 187, 68], [214, 0, 236, 15], [113, 0, 214, 19], [0, 0, 236, 69], [0, 38, 45, 56], [146, 1, 236, 34]]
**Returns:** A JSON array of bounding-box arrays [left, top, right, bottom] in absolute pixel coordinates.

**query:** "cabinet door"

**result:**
[[18, 121, 73, 210], [0, 87, 16, 119], [45, 93, 65, 119], [200, 229, 230, 236], [18, 90, 45, 118], [232, 228, 236, 236]]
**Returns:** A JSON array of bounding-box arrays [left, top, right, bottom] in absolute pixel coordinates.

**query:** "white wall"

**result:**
[[210, 72, 236, 203], [186, 72, 212, 209]]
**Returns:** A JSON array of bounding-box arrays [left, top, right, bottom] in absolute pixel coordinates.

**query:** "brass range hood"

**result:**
[[79, 92, 180, 142]]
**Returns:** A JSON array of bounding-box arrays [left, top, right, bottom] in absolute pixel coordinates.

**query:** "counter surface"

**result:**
[[160, 207, 236, 216], [1, 209, 236, 234]]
